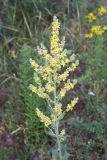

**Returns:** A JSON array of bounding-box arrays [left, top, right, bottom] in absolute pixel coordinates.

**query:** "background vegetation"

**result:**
[[0, 0, 107, 159]]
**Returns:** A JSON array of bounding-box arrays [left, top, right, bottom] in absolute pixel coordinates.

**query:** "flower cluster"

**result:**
[[87, 12, 96, 22], [66, 97, 78, 112], [98, 6, 107, 16], [36, 108, 52, 127], [91, 25, 104, 35], [85, 6, 107, 38], [30, 16, 78, 128], [87, 6, 107, 22]]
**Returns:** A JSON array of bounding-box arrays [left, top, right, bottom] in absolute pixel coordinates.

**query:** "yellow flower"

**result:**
[[38, 93, 46, 98], [52, 17, 60, 30], [103, 26, 107, 31], [87, 12, 96, 22], [45, 83, 54, 93], [43, 116, 52, 127], [30, 59, 39, 69], [45, 54, 51, 59], [68, 60, 79, 72], [51, 114, 56, 122], [37, 88, 47, 98], [60, 129, 65, 136], [91, 25, 104, 35], [59, 71, 69, 81], [36, 108, 43, 117], [36, 108, 52, 127], [50, 58, 58, 67], [34, 77, 40, 83], [66, 97, 78, 112], [51, 16, 63, 55], [59, 88, 66, 98], [54, 103, 62, 116], [45, 67, 53, 74], [29, 84, 37, 93], [30, 84, 47, 98], [85, 33, 93, 38], [59, 79, 77, 99], [98, 6, 107, 16], [60, 129, 65, 142], [64, 79, 77, 90]]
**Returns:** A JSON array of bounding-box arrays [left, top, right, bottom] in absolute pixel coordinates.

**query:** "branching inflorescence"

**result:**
[[29, 16, 79, 160]]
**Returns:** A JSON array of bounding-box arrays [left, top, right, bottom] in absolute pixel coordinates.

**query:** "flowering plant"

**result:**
[[29, 16, 79, 160], [85, 6, 107, 38]]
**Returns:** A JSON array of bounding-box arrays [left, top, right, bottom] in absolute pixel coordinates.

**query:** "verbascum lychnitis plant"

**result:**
[[29, 16, 79, 160]]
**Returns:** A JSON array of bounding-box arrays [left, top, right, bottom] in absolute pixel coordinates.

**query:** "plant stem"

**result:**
[[54, 71, 62, 160], [56, 119, 63, 160]]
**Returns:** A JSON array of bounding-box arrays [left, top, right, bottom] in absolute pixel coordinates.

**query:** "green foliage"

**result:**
[[0, 148, 13, 160], [18, 44, 48, 149], [78, 35, 107, 85], [70, 26, 107, 160], [67, 105, 107, 159]]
